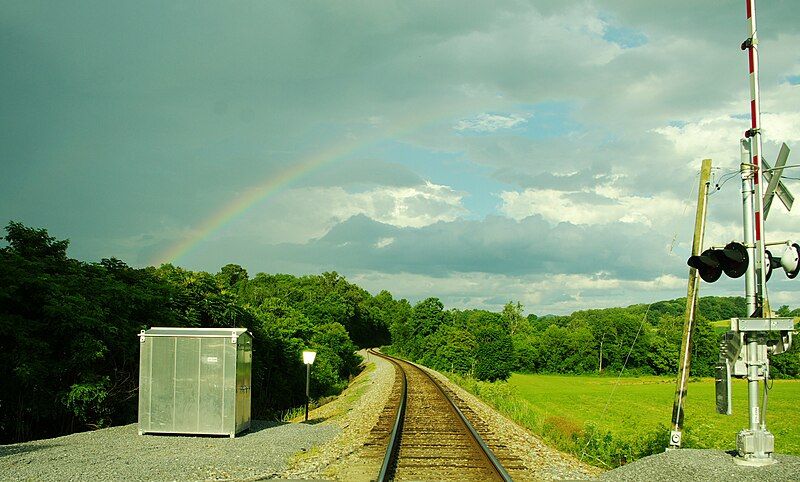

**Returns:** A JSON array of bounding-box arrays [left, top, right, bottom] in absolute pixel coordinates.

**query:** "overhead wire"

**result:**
[[578, 154, 792, 463], [707, 168, 740, 196], [578, 168, 700, 465]]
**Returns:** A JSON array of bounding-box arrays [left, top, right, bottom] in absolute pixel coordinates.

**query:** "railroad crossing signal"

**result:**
[[687, 242, 748, 283], [672, 0, 798, 465], [689, 241, 800, 284]]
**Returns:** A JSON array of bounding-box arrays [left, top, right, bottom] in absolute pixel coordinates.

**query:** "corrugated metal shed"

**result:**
[[137, 327, 252, 437]]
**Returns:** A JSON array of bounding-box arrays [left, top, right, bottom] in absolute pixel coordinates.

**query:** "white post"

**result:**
[[305, 363, 310, 422], [302, 350, 316, 422], [741, 139, 757, 316], [737, 0, 775, 464], [744, 0, 769, 317]]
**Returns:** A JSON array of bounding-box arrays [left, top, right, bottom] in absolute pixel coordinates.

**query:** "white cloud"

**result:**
[[651, 114, 744, 168], [344, 181, 468, 228], [233, 181, 468, 244], [348, 270, 686, 315], [762, 111, 800, 145], [454, 113, 528, 132], [651, 82, 800, 171], [374, 237, 395, 248], [499, 187, 688, 227]]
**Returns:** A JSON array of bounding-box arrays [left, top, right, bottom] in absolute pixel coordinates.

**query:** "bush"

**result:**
[[474, 326, 515, 382]]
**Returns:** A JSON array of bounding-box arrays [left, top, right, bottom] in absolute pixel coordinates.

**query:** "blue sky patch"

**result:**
[[372, 140, 512, 219], [599, 12, 648, 49], [603, 25, 648, 49], [455, 102, 582, 140], [517, 101, 583, 140]]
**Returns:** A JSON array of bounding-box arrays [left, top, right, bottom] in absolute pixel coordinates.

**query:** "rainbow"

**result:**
[[152, 135, 366, 266], [153, 106, 450, 266]]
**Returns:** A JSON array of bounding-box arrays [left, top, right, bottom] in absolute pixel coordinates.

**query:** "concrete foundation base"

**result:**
[[733, 455, 778, 467]]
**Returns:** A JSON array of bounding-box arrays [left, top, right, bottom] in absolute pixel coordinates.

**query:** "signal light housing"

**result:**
[[719, 242, 749, 278], [781, 243, 800, 278], [687, 242, 749, 283], [688, 249, 722, 282], [766, 250, 775, 282], [767, 242, 800, 281]]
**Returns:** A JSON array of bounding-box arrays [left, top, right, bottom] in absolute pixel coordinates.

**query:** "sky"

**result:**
[[2, 0, 800, 315]]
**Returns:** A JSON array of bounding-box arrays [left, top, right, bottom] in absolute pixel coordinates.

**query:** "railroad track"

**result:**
[[363, 349, 523, 481]]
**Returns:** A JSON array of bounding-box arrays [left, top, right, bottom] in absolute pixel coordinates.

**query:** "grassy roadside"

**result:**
[[286, 356, 377, 423], [446, 372, 800, 468]]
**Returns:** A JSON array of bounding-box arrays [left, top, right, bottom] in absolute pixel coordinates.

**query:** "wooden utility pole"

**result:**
[[669, 158, 712, 448]]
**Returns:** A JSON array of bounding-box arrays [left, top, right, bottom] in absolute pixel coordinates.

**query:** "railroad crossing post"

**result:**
[[690, 0, 797, 466]]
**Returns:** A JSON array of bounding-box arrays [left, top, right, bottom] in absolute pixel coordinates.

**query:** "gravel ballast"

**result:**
[[9, 352, 793, 481], [0, 351, 385, 481], [423, 364, 602, 480], [601, 448, 800, 481], [281, 349, 395, 479], [0, 420, 339, 481]]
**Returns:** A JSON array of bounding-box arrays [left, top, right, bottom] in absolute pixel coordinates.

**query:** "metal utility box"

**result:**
[[138, 327, 252, 437]]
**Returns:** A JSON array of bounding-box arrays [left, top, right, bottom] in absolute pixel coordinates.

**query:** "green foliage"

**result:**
[[65, 377, 112, 428], [576, 423, 670, 468], [0, 223, 183, 442], [421, 325, 476, 373], [236, 271, 391, 348], [3, 221, 798, 446], [0, 222, 391, 443], [771, 348, 800, 379], [473, 322, 515, 381], [3, 221, 69, 261], [386, 293, 798, 384], [448, 372, 800, 468], [388, 300, 517, 381]]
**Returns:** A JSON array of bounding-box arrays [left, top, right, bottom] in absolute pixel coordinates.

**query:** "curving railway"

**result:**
[[361, 349, 526, 481]]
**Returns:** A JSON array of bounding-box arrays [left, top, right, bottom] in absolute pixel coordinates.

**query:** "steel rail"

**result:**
[[372, 349, 407, 482], [369, 349, 513, 482], [415, 363, 513, 482]]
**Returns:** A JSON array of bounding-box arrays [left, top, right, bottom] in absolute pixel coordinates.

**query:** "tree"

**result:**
[[473, 324, 515, 381], [216, 263, 249, 288], [3, 221, 69, 261], [403, 298, 446, 359], [420, 324, 476, 374], [501, 301, 530, 336]]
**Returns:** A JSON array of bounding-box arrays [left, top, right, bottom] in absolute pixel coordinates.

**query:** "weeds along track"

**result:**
[[365, 350, 524, 481]]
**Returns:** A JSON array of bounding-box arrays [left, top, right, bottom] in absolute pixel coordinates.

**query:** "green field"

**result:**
[[449, 372, 800, 467]]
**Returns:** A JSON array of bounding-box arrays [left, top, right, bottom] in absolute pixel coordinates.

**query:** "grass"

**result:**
[[286, 357, 377, 423], [447, 372, 800, 467]]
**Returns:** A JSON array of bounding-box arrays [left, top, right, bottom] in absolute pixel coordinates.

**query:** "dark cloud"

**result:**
[[186, 214, 680, 281], [3, 0, 798, 311]]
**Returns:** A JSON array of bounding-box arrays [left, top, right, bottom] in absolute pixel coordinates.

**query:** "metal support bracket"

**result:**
[[733, 317, 795, 332]]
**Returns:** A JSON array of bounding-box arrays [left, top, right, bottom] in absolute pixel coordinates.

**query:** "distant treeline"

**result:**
[[3, 221, 799, 444], [0, 222, 397, 443], [387, 297, 800, 382]]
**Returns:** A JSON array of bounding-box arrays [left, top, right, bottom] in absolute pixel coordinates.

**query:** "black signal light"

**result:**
[[687, 242, 749, 283]]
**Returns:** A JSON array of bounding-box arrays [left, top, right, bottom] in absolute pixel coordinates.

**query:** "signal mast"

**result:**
[[673, 0, 797, 466]]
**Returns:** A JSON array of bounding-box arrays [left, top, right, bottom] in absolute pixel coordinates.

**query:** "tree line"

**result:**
[[3, 221, 799, 444], [0, 222, 400, 443], [387, 297, 800, 381]]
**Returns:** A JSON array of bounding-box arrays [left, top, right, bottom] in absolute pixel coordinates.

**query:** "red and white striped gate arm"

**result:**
[[744, 0, 769, 313]]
